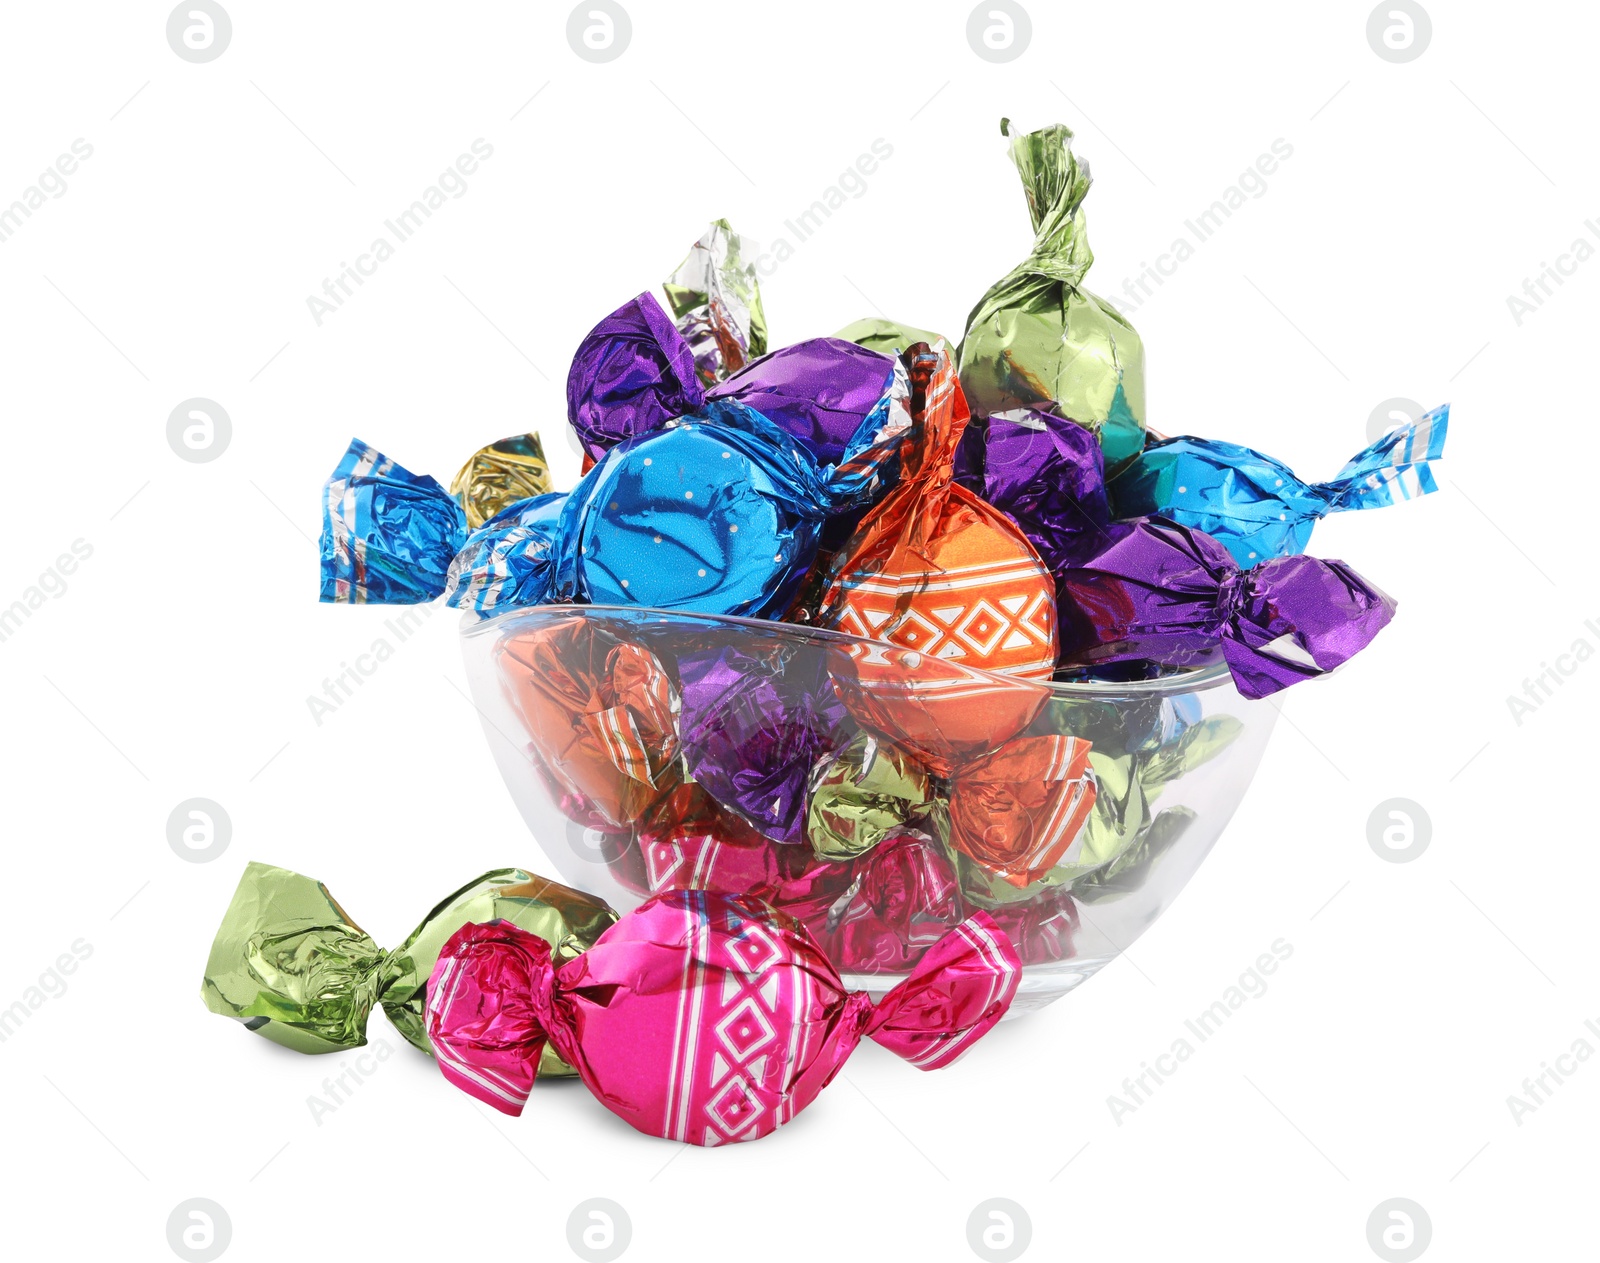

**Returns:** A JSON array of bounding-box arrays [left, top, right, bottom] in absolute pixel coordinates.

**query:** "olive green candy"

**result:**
[[834, 317, 952, 360], [200, 861, 617, 1076], [958, 118, 1147, 469], [808, 732, 934, 862]]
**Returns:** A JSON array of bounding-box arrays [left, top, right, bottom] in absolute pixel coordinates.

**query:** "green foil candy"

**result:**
[[808, 732, 933, 861], [200, 861, 617, 1075], [834, 317, 952, 360], [958, 119, 1147, 468]]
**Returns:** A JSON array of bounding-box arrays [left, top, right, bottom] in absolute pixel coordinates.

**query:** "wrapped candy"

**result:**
[[1073, 806, 1197, 903], [826, 639, 1051, 775], [826, 828, 964, 973], [1108, 406, 1450, 567], [450, 433, 554, 530], [550, 399, 907, 619], [614, 784, 858, 933], [1055, 518, 1396, 698], [424, 890, 1020, 1144], [707, 338, 911, 467], [819, 343, 1058, 681], [444, 492, 567, 614], [200, 861, 616, 1076], [835, 316, 951, 359], [662, 218, 768, 386], [955, 405, 1112, 574], [566, 292, 706, 461], [498, 616, 681, 828], [320, 434, 553, 605], [677, 639, 850, 846], [321, 440, 469, 604], [807, 731, 934, 862], [947, 735, 1097, 886], [959, 120, 1146, 468]]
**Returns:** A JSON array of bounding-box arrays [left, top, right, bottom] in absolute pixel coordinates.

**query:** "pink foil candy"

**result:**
[[425, 890, 1020, 1144]]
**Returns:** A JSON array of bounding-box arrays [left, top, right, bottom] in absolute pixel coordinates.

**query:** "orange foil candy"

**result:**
[[498, 616, 681, 828], [819, 343, 1058, 680], [950, 735, 1097, 886], [817, 343, 1058, 771]]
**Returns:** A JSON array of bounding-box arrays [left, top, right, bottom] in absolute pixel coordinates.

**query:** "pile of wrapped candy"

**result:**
[[203, 861, 1019, 1145], [232, 119, 1449, 1142]]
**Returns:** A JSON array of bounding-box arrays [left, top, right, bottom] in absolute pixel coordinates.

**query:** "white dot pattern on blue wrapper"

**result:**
[[1178, 485, 1187, 494], [685, 491, 694, 500], [1275, 478, 1283, 487]]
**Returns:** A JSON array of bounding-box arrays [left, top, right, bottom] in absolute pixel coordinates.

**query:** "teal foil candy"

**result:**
[[1108, 405, 1449, 567]]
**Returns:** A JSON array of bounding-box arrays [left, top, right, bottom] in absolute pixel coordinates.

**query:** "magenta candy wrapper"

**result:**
[[424, 890, 1020, 1144]]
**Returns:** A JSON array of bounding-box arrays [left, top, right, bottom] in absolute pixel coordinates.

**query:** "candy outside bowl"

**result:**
[[460, 604, 1279, 1015]]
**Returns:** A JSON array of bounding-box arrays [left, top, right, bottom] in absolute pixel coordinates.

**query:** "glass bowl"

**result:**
[[460, 605, 1278, 1014]]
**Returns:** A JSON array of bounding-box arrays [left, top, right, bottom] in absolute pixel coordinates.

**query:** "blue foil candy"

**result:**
[[443, 492, 569, 615], [1107, 405, 1449, 567], [548, 396, 909, 619], [320, 440, 467, 604]]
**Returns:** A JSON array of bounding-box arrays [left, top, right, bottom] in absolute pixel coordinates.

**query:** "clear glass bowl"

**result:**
[[460, 605, 1279, 1014]]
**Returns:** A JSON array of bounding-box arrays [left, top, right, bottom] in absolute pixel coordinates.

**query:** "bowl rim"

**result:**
[[460, 602, 1236, 699]]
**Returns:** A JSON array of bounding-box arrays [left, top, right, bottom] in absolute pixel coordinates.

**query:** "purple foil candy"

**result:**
[[955, 407, 1112, 573], [566, 293, 706, 461], [1053, 518, 1396, 698], [677, 642, 851, 846], [706, 337, 901, 466]]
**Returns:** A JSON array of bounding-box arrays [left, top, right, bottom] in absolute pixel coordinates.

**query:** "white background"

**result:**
[[1, 2, 1593, 1260]]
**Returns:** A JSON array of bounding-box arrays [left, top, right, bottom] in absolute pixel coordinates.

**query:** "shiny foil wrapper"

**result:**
[[826, 828, 964, 974], [827, 639, 1051, 775], [955, 406, 1112, 574], [553, 397, 907, 620], [677, 639, 850, 845], [320, 439, 468, 603], [424, 890, 1020, 1144], [444, 492, 567, 614], [820, 343, 1059, 683], [807, 731, 934, 861], [199, 861, 617, 1076], [948, 735, 1097, 887], [622, 783, 857, 915], [663, 218, 769, 385], [498, 616, 682, 828], [835, 316, 952, 359], [566, 291, 706, 461], [1108, 405, 1450, 567], [708, 337, 908, 467], [449, 433, 554, 530], [321, 435, 560, 608], [1054, 517, 1397, 698], [958, 119, 1146, 468]]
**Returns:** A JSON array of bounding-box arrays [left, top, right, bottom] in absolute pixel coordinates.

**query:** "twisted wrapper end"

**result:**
[[425, 921, 559, 1117], [864, 911, 1022, 1070]]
